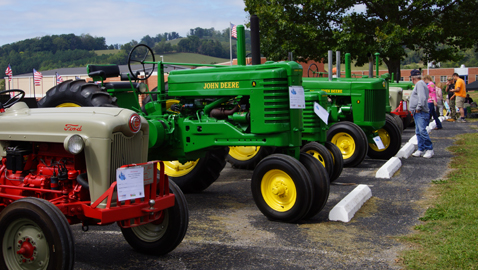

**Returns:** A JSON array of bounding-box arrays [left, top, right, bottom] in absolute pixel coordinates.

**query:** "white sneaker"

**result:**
[[412, 150, 424, 157], [423, 150, 434, 158]]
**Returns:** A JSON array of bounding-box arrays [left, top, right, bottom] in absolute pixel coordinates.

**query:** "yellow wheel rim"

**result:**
[[369, 128, 391, 152], [161, 160, 199, 177], [57, 103, 81, 107], [228, 146, 261, 161], [330, 132, 356, 159], [261, 169, 297, 212], [304, 149, 326, 167]]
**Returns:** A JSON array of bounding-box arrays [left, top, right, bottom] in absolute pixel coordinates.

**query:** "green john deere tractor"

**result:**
[[38, 24, 334, 223], [303, 51, 402, 167]]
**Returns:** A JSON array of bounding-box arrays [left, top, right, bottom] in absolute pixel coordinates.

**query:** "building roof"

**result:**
[[14, 64, 187, 77]]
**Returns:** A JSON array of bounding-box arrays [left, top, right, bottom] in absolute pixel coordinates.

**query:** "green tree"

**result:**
[[244, 0, 478, 79]]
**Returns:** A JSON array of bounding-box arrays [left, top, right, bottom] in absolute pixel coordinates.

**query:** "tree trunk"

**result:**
[[384, 58, 402, 83]]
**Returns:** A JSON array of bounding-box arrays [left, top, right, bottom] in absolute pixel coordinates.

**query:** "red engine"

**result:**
[[0, 142, 89, 220]]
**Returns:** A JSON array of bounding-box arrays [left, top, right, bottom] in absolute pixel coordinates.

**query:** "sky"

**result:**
[[0, 0, 249, 46]]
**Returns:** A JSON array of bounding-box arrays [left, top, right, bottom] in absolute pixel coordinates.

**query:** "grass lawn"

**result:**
[[399, 90, 478, 269]]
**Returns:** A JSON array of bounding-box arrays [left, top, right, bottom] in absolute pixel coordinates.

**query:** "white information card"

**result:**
[[373, 136, 385, 150], [116, 166, 145, 201], [313, 102, 329, 125], [289, 86, 305, 109]]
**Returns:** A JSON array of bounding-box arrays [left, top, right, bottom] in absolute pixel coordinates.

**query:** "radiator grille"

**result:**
[[263, 80, 290, 124], [364, 89, 386, 122], [110, 131, 144, 185]]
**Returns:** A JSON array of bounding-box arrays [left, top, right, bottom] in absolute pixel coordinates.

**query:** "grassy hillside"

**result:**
[[160, 53, 229, 64]]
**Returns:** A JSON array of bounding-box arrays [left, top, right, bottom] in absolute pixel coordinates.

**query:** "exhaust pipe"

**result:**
[[328, 50, 333, 81], [250, 15, 261, 65], [336, 51, 341, 78]]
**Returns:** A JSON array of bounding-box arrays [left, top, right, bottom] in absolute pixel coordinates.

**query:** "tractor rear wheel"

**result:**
[[37, 79, 116, 107], [166, 147, 229, 193], [367, 114, 402, 160], [299, 153, 330, 219], [324, 141, 344, 182], [300, 142, 334, 179], [327, 121, 368, 167], [0, 198, 75, 270], [251, 154, 313, 222], [120, 180, 188, 255], [226, 146, 276, 170]]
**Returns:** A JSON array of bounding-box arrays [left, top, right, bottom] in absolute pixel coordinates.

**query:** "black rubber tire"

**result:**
[[327, 121, 368, 167], [388, 113, 403, 134], [324, 141, 344, 182], [0, 197, 75, 270], [226, 146, 276, 170], [121, 180, 189, 255], [300, 142, 334, 178], [299, 153, 330, 220], [251, 154, 313, 223], [402, 110, 412, 129], [169, 147, 229, 193], [367, 114, 402, 160], [37, 79, 116, 107]]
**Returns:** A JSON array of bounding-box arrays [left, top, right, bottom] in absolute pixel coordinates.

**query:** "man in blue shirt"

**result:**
[[409, 69, 434, 158]]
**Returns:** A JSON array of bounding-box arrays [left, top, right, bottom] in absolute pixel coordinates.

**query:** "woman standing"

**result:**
[[423, 75, 442, 130]]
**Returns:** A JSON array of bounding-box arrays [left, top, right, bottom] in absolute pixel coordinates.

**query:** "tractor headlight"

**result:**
[[64, 134, 85, 155], [138, 83, 148, 93]]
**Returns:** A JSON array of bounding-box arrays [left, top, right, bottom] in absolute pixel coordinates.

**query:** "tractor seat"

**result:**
[[88, 65, 120, 80], [103, 82, 140, 90]]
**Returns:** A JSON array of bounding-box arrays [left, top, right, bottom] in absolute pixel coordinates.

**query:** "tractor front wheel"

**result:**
[[299, 153, 330, 219], [166, 147, 229, 193], [367, 114, 402, 160], [327, 121, 368, 167], [0, 198, 75, 270], [389, 113, 404, 134], [120, 180, 188, 255], [324, 141, 344, 182], [226, 146, 276, 170], [300, 142, 334, 179], [251, 154, 313, 223]]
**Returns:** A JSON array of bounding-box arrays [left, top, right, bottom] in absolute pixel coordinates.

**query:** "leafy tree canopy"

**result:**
[[245, 0, 478, 79]]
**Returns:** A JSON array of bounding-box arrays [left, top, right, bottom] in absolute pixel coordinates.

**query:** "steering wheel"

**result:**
[[128, 44, 156, 80], [0, 89, 25, 108], [308, 63, 319, 77]]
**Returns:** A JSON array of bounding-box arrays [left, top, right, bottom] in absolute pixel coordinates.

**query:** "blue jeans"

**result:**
[[414, 111, 433, 151], [428, 102, 442, 129]]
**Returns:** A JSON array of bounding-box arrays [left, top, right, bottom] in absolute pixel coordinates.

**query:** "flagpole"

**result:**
[[32, 69, 36, 99], [230, 22, 233, 66]]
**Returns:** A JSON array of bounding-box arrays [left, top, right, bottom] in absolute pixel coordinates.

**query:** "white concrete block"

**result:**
[[395, 142, 415, 159], [328, 184, 372, 222], [409, 135, 418, 145], [428, 121, 437, 130], [375, 157, 402, 179]]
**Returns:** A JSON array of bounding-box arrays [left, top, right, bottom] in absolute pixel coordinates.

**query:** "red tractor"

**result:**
[[0, 90, 188, 269]]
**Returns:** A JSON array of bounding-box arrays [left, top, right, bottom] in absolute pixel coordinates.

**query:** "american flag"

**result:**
[[33, 69, 43, 86], [56, 72, 63, 84], [5, 64, 12, 81], [231, 23, 237, 39]]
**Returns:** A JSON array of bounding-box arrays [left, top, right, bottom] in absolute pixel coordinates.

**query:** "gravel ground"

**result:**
[[73, 120, 476, 270]]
